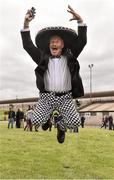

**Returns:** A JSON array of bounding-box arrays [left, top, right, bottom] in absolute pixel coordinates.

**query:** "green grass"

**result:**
[[0, 121, 114, 179]]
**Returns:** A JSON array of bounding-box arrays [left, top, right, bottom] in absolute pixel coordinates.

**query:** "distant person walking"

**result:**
[[16, 108, 22, 128], [24, 106, 33, 131], [100, 116, 108, 129], [108, 115, 113, 130], [8, 105, 15, 129], [81, 116, 85, 128], [20, 109, 25, 128]]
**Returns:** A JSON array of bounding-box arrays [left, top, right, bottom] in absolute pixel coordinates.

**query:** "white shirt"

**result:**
[[44, 55, 72, 92], [26, 109, 33, 120]]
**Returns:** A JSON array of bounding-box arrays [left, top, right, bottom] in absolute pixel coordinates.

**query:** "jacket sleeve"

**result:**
[[71, 25, 87, 58], [21, 30, 42, 65]]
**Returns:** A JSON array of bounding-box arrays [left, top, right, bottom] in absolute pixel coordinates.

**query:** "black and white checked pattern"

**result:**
[[32, 92, 81, 131]]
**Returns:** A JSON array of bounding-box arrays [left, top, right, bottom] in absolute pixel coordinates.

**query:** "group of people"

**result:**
[[7, 104, 25, 129], [7, 104, 74, 135], [7, 104, 38, 131], [100, 115, 114, 130]]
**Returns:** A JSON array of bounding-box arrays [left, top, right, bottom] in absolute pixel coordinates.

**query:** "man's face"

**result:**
[[9, 107, 12, 111], [49, 36, 64, 57]]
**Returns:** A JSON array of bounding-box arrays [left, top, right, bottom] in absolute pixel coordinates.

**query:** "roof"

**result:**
[[0, 90, 114, 105], [79, 102, 114, 112]]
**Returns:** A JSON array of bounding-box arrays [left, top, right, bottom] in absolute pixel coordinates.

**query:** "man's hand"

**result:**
[[23, 7, 36, 29], [67, 5, 83, 23]]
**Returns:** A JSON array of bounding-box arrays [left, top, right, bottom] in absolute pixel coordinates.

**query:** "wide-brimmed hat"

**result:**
[[35, 26, 78, 51]]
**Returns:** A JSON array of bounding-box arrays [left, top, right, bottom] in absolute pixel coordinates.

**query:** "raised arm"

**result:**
[[67, 5, 87, 57], [21, 7, 42, 65]]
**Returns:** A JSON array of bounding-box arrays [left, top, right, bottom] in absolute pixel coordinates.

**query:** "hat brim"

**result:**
[[35, 26, 78, 51]]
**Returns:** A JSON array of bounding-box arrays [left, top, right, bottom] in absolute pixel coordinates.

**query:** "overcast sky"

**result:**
[[0, 0, 114, 100]]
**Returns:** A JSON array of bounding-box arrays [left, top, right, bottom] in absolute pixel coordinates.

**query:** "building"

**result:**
[[78, 91, 114, 126]]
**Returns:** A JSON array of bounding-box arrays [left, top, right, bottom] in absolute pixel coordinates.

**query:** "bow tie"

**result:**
[[50, 55, 61, 59]]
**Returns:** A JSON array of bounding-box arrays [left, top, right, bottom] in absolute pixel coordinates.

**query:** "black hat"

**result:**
[[35, 26, 78, 51]]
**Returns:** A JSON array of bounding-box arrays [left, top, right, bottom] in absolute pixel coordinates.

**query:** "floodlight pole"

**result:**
[[88, 64, 94, 102]]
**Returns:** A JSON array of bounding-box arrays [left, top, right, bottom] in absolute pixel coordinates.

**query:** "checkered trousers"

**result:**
[[32, 92, 81, 131]]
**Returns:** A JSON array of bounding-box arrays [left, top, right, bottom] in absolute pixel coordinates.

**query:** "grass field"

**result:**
[[0, 121, 114, 179]]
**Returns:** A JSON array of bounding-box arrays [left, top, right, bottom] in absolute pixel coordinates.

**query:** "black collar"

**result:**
[[50, 55, 61, 59]]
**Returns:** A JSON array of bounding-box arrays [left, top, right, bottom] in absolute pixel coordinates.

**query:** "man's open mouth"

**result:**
[[51, 47, 58, 50]]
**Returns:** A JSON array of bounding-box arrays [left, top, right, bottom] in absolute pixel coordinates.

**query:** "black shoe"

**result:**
[[42, 119, 52, 131], [57, 124, 65, 143]]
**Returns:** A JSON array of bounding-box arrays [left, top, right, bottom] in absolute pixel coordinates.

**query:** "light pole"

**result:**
[[88, 64, 94, 102]]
